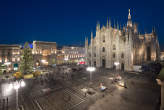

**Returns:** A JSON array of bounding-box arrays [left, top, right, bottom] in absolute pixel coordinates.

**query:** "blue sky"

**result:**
[[0, 0, 163, 48]]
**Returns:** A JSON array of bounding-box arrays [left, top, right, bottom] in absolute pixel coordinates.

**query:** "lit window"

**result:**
[[5, 58, 8, 62], [17, 58, 20, 61], [12, 58, 15, 62]]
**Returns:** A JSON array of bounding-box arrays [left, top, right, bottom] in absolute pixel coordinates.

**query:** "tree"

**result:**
[[19, 42, 34, 75]]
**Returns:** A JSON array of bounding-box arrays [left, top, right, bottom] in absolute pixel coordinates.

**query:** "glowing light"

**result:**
[[114, 62, 119, 66], [13, 82, 20, 90], [64, 56, 69, 61], [41, 59, 46, 63], [4, 62, 11, 66], [86, 67, 96, 72], [118, 81, 125, 87], [2, 84, 13, 97], [41, 59, 48, 65], [8, 83, 13, 91], [20, 81, 26, 87]]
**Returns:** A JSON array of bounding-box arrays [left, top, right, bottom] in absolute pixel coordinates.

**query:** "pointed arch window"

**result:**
[[102, 47, 105, 52], [121, 53, 124, 58], [94, 53, 96, 57]]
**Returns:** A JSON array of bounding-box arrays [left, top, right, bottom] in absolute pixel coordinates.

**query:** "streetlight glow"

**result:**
[[114, 62, 120, 66], [11, 80, 26, 110], [13, 82, 20, 90], [41, 59, 46, 63], [86, 67, 96, 72], [8, 83, 13, 91], [20, 80, 26, 87], [86, 66, 96, 84]]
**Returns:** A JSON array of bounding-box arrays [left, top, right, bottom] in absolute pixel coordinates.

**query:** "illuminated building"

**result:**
[[85, 9, 160, 71], [0, 44, 21, 72], [32, 41, 57, 66], [56, 50, 65, 65], [57, 46, 85, 65]]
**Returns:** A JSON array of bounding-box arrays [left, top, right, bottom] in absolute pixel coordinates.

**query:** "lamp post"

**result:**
[[13, 80, 26, 110], [114, 62, 120, 74], [86, 66, 96, 84]]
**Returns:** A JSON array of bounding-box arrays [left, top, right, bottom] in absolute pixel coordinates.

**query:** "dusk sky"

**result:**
[[0, 0, 163, 48]]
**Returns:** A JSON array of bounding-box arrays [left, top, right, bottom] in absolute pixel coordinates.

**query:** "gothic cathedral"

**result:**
[[85, 9, 160, 71]]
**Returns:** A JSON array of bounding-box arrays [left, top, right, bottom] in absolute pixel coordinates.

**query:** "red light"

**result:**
[[79, 61, 85, 64]]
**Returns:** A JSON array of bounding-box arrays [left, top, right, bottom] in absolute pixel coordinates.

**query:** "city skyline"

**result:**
[[0, 0, 163, 48]]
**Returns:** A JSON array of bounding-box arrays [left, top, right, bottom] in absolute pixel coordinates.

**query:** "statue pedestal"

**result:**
[[156, 79, 164, 110]]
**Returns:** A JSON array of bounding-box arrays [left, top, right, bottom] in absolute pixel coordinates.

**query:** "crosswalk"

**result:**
[[0, 98, 9, 110], [34, 88, 86, 110]]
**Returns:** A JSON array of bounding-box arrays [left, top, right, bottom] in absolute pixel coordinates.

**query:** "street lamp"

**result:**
[[114, 62, 120, 73], [114, 62, 119, 67], [86, 66, 96, 84], [13, 80, 26, 110]]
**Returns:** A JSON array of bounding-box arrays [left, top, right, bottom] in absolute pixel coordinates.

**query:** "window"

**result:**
[[102, 47, 105, 52], [8, 52, 10, 56], [121, 53, 124, 58], [12, 58, 15, 62], [94, 53, 96, 57], [113, 45, 116, 50], [113, 53, 115, 58], [94, 61, 96, 66]]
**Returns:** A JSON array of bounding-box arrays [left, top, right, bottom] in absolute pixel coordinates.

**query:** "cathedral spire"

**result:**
[[127, 9, 132, 28], [96, 21, 100, 30], [106, 17, 109, 28], [91, 32, 93, 40], [128, 9, 131, 20], [117, 22, 119, 30], [108, 18, 111, 27], [85, 37, 88, 47], [152, 27, 155, 33]]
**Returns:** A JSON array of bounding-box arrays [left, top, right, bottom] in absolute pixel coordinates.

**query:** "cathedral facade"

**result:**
[[85, 9, 160, 71]]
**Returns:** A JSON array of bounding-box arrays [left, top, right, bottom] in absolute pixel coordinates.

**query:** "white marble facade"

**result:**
[[85, 9, 160, 71]]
